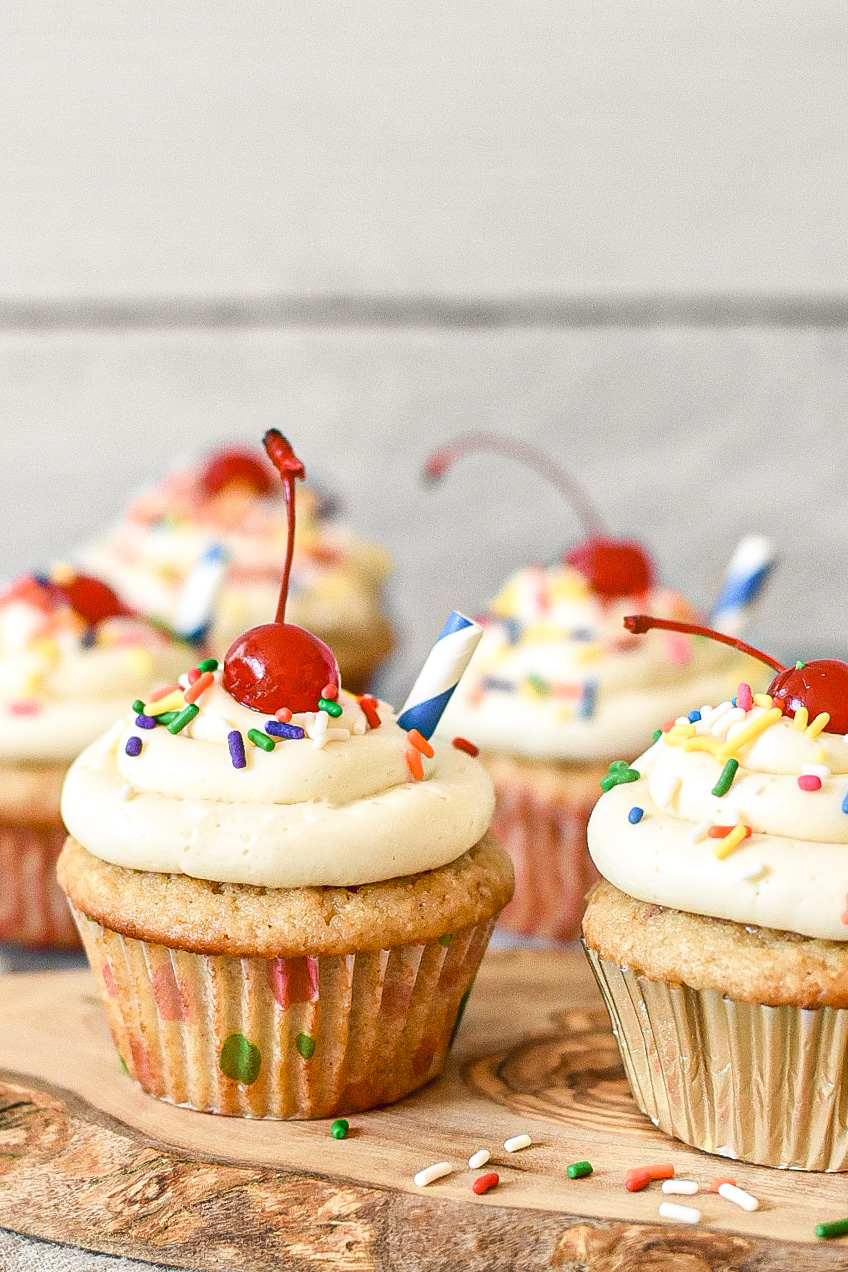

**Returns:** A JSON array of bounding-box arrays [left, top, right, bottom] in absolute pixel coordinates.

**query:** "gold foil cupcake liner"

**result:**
[[585, 945, 848, 1171], [71, 903, 495, 1119], [0, 820, 79, 948]]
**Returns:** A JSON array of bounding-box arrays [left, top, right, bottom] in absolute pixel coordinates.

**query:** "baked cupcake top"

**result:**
[[0, 570, 189, 763], [589, 619, 848, 941], [439, 562, 765, 761], [74, 445, 391, 644]]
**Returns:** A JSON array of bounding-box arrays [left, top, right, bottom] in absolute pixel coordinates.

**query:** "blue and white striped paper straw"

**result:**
[[172, 542, 229, 643], [398, 611, 483, 739], [711, 534, 775, 636]]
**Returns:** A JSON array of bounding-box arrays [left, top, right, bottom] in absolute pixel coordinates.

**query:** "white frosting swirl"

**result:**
[[61, 680, 495, 888], [439, 562, 766, 760], [588, 692, 848, 940]]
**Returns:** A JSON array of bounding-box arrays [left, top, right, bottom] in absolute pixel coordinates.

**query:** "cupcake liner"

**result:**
[[70, 903, 496, 1119], [487, 760, 603, 941], [585, 944, 848, 1171], [0, 820, 78, 948]]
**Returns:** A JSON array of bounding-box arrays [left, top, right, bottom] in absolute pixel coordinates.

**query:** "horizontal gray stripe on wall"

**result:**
[[4, 294, 848, 331]]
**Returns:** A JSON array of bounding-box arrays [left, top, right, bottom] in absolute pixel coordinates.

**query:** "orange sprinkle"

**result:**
[[183, 670, 214, 704], [707, 825, 736, 838], [452, 736, 479, 757], [358, 695, 381, 729], [626, 1163, 674, 1191], [710, 1177, 736, 1193], [405, 746, 424, 781], [321, 682, 339, 700], [186, 667, 201, 685], [149, 683, 180, 703], [407, 728, 435, 758]]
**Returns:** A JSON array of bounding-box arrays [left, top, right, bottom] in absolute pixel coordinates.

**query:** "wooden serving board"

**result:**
[[1, 949, 848, 1271]]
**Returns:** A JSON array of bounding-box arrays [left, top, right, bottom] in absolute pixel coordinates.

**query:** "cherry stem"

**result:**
[[623, 614, 786, 673], [424, 433, 605, 537], [263, 430, 305, 625]]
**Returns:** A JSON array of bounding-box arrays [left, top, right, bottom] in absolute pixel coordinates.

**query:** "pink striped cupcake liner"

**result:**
[[0, 820, 78, 948], [70, 904, 496, 1119]]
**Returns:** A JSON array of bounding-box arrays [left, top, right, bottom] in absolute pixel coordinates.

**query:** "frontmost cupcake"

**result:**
[[0, 567, 190, 947], [584, 612, 848, 1170], [58, 432, 512, 1119]]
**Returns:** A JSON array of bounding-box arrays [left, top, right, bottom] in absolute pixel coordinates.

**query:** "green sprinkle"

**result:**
[[711, 757, 739, 798], [132, 699, 146, 715], [119, 1054, 129, 1074], [795, 660, 807, 671], [155, 709, 181, 726], [439, 933, 453, 947], [600, 762, 640, 793], [318, 697, 343, 717], [526, 673, 550, 697], [567, 1160, 593, 1179], [296, 1032, 316, 1060], [196, 657, 219, 672], [167, 703, 200, 734], [816, 1217, 848, 1240], [248, 728, 276, 752], [652, 729, 662, 742], [219, 1033, 261, 1084], [331, 1118, 349, 1139]]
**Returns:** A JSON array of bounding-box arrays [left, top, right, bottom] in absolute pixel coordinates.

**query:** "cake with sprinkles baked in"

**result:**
[[584, 613, 848, 1170], [0, 568, 190, 947], [58, 432, 512, 1119], [75, 442, 395, 693], [430, 435, 773, 941]]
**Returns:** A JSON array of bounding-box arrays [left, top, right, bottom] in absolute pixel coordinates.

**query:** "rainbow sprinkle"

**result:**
[[228, 730, 246, 769]]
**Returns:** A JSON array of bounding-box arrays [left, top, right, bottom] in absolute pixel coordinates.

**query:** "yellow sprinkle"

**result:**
[[574, 644, 604, 665], [682, 736, 725, 756], [143, 688, 185, 716], [556, 705, 574, 722], [816, 746, 826, 762], [49, 562, 75, 585], [753, 693, 773, 708], [717, 707, 783, 759], [126, 648, 155, 678], [713, 825, 750, 859], [806, 712, 831, 739], [667, 722, 696, 740], [792, 706, 809, 731], [32, 637, 59, 664]]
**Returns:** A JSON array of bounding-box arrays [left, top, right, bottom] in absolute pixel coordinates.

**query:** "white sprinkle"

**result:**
[[414, 1161, 452, 1187], [661, 1179, 699, 1195], [468, 1149, 490, 1169], [352, 716, 367, 735], [658, 1201, 701, 1224], [713, 707, 746, 740], [324, 727, 350, 744], [802, 764, 831, 780], [118, 783, 136, 802], [674, 715, 690, 726], [504, 1133, 532, 1153], [688, 819, 711, 844], [718, 1182, 759, 1211], [653, 774, 681, 809], [737, 860, 769, 883]]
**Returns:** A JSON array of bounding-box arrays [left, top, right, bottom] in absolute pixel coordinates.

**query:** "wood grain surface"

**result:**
[[1, 949, 848, 1270]]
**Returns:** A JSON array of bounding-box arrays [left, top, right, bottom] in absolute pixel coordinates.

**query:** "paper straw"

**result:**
[[398, 611, 483, 739], [172, 543, 229, 642], [710, 534, 775, 636]]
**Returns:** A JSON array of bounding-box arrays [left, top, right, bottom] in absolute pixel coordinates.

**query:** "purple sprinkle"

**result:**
[[135, 714, 156, 729], [228, 729, 247, 769], [125, 736, 142, 757], [265, 719, 306, 740]]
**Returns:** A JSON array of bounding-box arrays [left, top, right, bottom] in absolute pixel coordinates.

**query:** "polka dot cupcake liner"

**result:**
[[0, 819, 79, 948], [69, 906, 497, 1119], [484, 755, 604, 942]]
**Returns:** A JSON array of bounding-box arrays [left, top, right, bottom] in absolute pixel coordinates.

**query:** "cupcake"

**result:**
[[57, 432, 512, 1119], [75, 444, 394, 692], [431, 437, 773, 941], [584, 613, 848, 1170], [0, 568, 190, 947]]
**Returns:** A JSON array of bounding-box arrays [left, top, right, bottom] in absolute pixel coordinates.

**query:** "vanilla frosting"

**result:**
[[0, 578, 190, 763], [438, 562, 766, 761], [74, 457, 391, 652], [61, 674, 495, 889], [588, 690, 848, 940]]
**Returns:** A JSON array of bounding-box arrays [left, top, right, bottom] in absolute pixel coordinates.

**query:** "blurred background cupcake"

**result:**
[[434, 436, 774, 941], [0, 567, 190, 947], [75, 443, 395, 693]]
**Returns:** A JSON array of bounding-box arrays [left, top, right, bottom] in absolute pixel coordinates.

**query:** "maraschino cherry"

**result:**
[[424, 433, 654, 600], [51, 573, 135, 627], [624, 614, 848, 736], [200, 447, 276, 498], [222, 431, 340, 713]]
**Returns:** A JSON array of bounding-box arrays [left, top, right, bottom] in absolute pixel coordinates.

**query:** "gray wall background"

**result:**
[[1, 1, 846, 705]]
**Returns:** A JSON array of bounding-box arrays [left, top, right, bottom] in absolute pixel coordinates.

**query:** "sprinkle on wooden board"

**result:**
[[709, 1177, 736, 1192], [718, 1182, 759, 1211], [413, 1162, 452, 1187], [468, 1150, 490, 1169], [658, 1201, 701, 1225], [662, 1179, 698, 1195], [816, 1215, 848, 1240], [503, 1133, 532, 1153], [471, 1172, 499, 1195]]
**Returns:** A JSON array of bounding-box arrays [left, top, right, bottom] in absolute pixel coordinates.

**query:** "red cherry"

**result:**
[[424, 433, 654, 600], [199, 447, 275, 497], [767, 661, 848, 735], [565, 536, 654, 599], [52, 574, 134, 626], [222, 431, 341, 712]]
